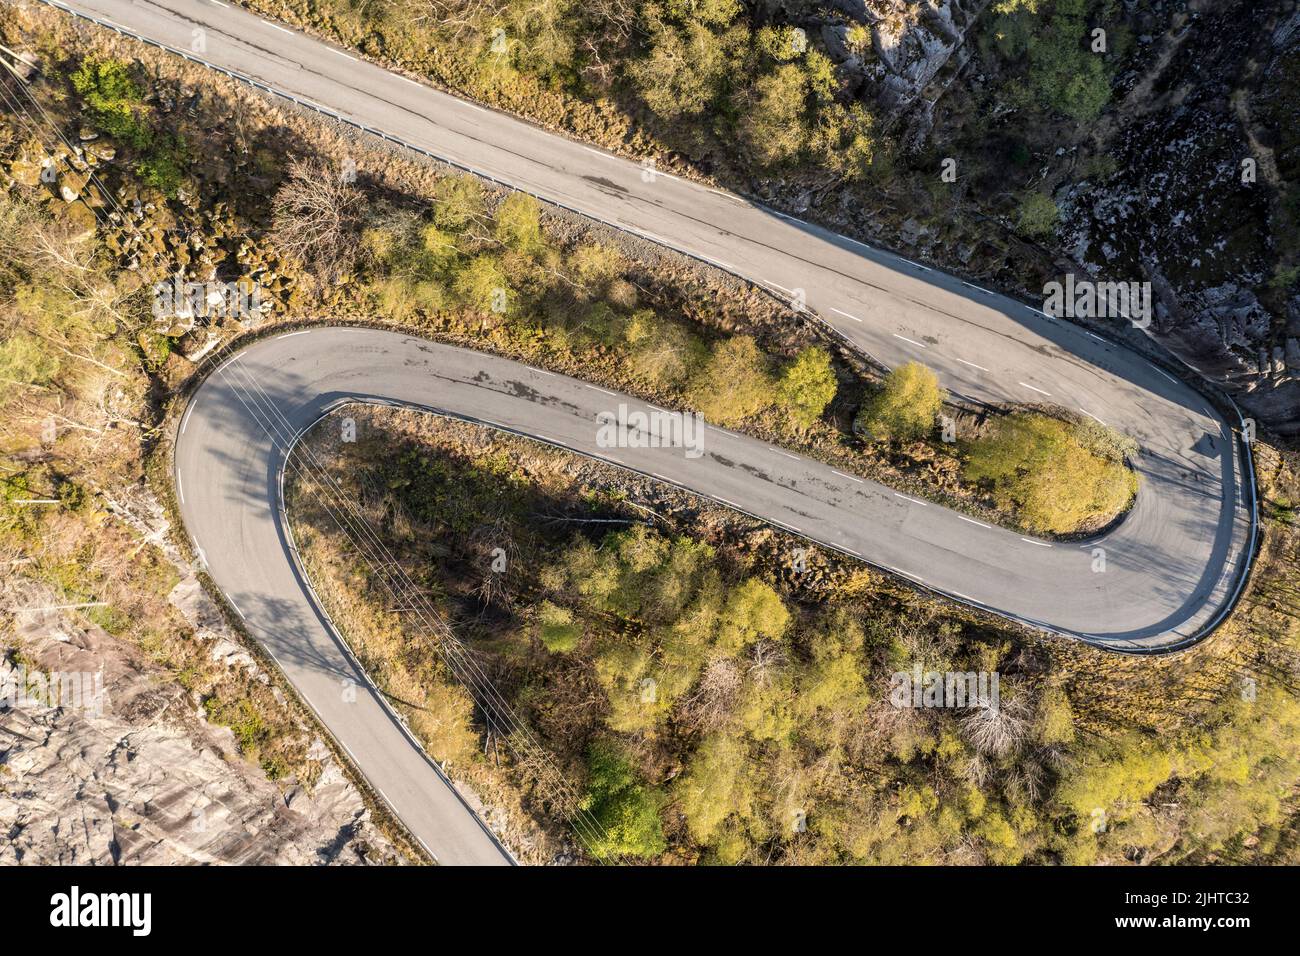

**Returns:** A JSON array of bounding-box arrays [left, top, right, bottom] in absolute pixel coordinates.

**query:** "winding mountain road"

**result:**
[[44, 0, 1255, 863]]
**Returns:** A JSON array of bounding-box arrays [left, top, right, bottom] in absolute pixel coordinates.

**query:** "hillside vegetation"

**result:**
[[286, 407, 1300, 864]]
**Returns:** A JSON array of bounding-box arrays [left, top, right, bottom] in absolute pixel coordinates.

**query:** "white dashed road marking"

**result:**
[[893, 333, 927, 349]]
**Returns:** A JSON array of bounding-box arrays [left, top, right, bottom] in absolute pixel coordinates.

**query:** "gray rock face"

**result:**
[[1050, 0, 1299, 432], [0, 486, 400, 865], [0, 627, 396, 864], [815, 0, 988, 114]]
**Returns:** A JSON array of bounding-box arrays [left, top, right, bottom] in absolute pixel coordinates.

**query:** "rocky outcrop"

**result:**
[[0, 622, 396, 864], [821, 0, 989, 116], [1052, 0, 1300, 433], [0, 485, 401, 865]]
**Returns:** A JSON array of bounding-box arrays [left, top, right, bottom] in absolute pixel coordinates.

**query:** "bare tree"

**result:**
[[469, 517, 519, 610], [680, 656, 742, 731], [961, 691, 1032, 758], [748, 637, 788, 688], [269, 158, 365, 281]]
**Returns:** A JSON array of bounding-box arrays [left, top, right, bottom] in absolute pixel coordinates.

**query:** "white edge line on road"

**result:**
[[1080, 408, 1108, 426], [584, 384, 616, 396], [451, 98, 489, 114], [831, 307, 863, 322], [1019, 381, 1052, 396], [635, 229, 671, 246], [330, 49, 357, 61], [1020, 538, 1053, 548], [955, 358, 989, 372], [773, 211, 810, 227], [832, 470, 864, 484], [957, 514, 991, 529], [227, 596, 245, 619], [181, 401, 195, 434], [893, 333, 927, 348], [266, 22, 293, 34], [894, 493, 927, 506], [277, 330, 309, 339]]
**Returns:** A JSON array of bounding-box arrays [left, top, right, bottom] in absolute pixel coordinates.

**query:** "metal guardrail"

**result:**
[[38, 0, 1262, 654]]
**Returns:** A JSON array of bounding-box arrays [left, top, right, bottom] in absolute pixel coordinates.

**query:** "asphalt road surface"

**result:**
[[45, 0, 1254, 862]]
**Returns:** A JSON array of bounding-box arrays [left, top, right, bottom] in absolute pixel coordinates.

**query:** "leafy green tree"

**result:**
[[975, 810, 1024, 864], [592, 642, 666, 732], [1036, 687, 1076, 745], [631, 19, 733, 119], [580, 742, 666, 859], [664, 0, 741, 27], [734, 675, 796, 742], [754, 25, 807, 62], [716, 577, 789, 655], [70, 57, 151, 149], [432, 174, 487, 231], [453, 254, 510, 313], [740, 64, 809, 166], [494, 192, 543, 252], [854, 361, 944, 442], [625, 314, 706, 388], [417, 222, 465, 276], [675, 732, 758, 849], [1016, 191, 1059, 238], [796, 609, 870, 719], [998, 0, 1114, 122], [537, 601, 580, 652], [687, 335, 772, 424], [811, 101, 877, 180], [777, 346, 837, 427], [963, 413, 1136, 533]]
